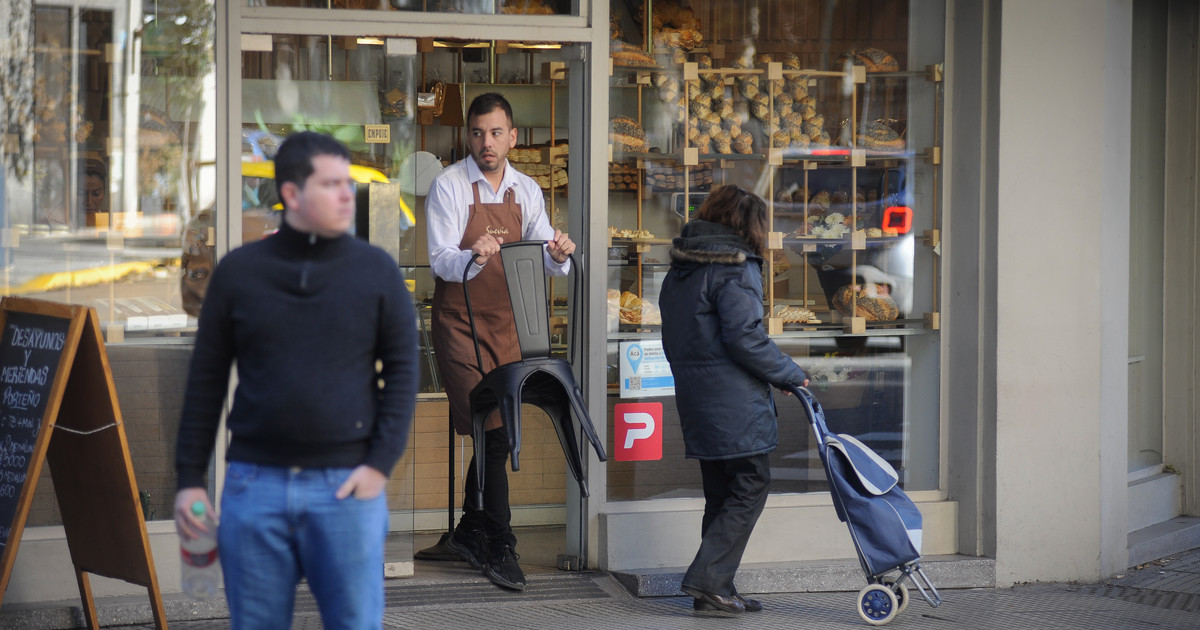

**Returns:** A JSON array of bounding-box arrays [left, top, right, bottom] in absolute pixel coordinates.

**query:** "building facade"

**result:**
[[0, 0, 1196, 606]]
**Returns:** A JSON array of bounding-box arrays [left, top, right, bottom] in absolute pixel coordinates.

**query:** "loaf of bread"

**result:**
[[713, 132, 733, 154], [749, 98, 769, 120], [790, 83, 809, 103], [637, 0, 703, 51], [832, 284, 900, 321], [739, 80, 760, 100], [733, 131, 754, 154], [616, 290, 661, 325], [809, 190, 832, 214], [610, 41, 657, 68], [856, 120, 905, 151], [835, 47, 900, 73], [610, 116, 647, 151]]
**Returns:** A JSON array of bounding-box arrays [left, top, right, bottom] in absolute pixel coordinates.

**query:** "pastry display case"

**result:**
[[605, 0, 945, 497]]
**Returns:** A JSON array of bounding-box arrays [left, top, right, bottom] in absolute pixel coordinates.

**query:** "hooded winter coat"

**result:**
[[659, 219, 809, 460]]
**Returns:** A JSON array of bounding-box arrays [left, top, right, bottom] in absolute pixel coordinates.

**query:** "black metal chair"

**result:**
[[462, 241, 607, 507]]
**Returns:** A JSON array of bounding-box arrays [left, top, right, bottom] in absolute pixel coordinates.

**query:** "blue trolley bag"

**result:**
[[823, 428, 922, 576], [791, 385, 941, 625]]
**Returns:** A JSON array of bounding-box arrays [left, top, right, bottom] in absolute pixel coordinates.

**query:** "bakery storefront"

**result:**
[[2, 0, 1198, 612]]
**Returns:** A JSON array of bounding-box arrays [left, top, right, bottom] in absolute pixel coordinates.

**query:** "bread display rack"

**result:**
[[606, 3, 943, 340]]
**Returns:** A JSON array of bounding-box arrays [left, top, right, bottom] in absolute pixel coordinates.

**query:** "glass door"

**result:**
[[397, 37, 585, 576]]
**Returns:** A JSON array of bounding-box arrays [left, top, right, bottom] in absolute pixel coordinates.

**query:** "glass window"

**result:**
[[4, 2, 216, 341], [244, 0, 576, 15], [239, 32, 434, 392], [1, 1, 217, 526], [606, 0, 945, 499]]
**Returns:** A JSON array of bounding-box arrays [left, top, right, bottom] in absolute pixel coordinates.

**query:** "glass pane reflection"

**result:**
[[245, 0, 573, 15]]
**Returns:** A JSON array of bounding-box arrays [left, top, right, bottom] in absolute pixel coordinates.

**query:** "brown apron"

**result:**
[[431, 181, 523, 435]]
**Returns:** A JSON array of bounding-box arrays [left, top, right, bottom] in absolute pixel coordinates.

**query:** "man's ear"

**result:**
[[507, 127, 518, 149], [278, 180, 301, 211]]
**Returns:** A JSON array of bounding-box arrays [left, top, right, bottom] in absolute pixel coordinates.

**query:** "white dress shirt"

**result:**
[[426, 156, 568, 283]]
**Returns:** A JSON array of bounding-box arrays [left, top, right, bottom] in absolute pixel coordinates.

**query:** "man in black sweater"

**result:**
[[174, 132, 418, 628]]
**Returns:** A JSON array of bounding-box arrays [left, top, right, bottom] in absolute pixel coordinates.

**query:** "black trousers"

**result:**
[[458, 427, 517, 548], [681, 453, 772, 595]]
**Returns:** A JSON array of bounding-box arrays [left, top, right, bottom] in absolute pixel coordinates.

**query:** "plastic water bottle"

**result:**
[[180, 500, 221, 600]]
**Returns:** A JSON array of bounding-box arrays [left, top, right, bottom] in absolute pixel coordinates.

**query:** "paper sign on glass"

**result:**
[[618, 340, 675, 398]]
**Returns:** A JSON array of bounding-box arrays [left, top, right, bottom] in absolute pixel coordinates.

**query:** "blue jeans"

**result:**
[[218, 462, 388, 630]]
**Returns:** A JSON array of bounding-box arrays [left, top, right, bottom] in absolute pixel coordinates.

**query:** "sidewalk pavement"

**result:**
[[5, 547, 1198, 629]]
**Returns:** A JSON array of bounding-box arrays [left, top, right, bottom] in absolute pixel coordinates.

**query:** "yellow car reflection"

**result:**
[[240, 161, 416, 226]]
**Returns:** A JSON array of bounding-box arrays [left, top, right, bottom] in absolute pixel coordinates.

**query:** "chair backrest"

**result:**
[[500, 242, 552, 359], [462, 240, 578, 367]]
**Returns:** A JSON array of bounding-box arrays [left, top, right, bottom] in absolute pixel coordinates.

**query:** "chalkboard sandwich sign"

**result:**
[[0, 297, 166, 629]]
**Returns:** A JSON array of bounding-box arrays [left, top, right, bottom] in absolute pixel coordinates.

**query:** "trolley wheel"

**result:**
[[858, 584, 898, 626], [881, 578, 910, 615]]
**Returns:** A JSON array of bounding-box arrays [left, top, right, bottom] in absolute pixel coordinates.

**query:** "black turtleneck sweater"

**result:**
[[175, 221, 418, 490]]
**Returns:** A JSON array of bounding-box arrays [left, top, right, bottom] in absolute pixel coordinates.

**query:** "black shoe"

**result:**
[[444, 529, 487, 569], [682, 585, 745, 614], [735, 594, 763, 612], [692, 593, 762, 613], [483, 543, 526, 591]]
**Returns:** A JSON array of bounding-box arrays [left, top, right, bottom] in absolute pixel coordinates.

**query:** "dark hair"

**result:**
[[273, 131, 351, 205], [695, 185, 768, 256], [81, 158, 106, 182], [467, 92, 514, 127]]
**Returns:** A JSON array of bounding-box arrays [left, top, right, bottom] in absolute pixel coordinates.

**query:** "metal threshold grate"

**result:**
[[294, 571, 614, 613]]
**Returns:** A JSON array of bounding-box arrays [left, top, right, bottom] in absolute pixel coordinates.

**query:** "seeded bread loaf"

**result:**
[[833, 284, 899, 321], [610, 116, 647, 151]]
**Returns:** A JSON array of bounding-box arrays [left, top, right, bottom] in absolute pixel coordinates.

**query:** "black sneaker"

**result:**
[[444, 529, 487, 569], [483, 543, 526, 591]]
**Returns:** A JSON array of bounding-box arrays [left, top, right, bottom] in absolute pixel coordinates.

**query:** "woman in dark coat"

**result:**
[[660, 184, 809, 614]]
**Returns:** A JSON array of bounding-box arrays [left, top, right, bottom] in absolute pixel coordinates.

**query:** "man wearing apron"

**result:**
[[425, 93, 575, 591]]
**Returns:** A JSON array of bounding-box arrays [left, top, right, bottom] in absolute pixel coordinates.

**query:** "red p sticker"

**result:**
[[614, 402, 663, 461]]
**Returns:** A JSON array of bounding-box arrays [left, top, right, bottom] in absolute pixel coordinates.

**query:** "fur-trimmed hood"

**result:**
[[669, 246, 747, 265], [668, 219, 761, 269]]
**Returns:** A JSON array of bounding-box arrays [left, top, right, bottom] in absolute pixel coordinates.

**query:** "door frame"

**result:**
[[219, 1, 608, 567]]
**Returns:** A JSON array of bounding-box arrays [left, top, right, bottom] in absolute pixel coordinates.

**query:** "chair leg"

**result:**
[[498, 391, 523, 472], [546, 401, 585, 494], [472, 409, 489, 508], [566, 383, 607, 462], [558, 423, 588, 497]]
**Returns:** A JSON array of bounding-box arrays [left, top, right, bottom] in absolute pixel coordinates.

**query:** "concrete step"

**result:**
[[1128, 516, 1200, 567], [610, 553, 995, 597], [1128, 472, 1182, 532]]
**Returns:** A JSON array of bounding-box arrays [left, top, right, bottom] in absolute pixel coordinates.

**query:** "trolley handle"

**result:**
[[788, 384, 834, 457]]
